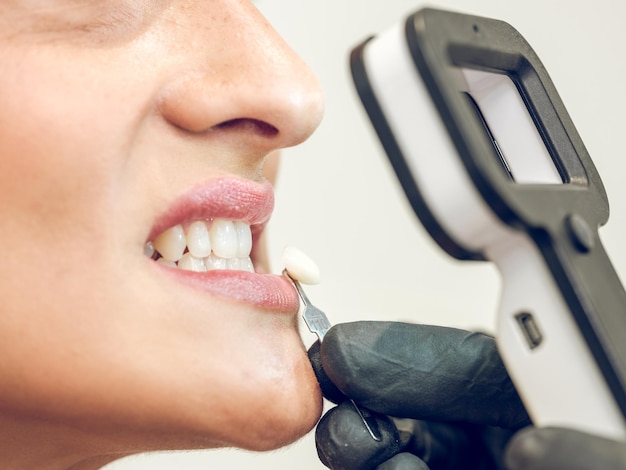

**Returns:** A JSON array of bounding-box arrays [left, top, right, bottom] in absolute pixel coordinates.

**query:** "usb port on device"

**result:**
[[515, 312, 543, 349]]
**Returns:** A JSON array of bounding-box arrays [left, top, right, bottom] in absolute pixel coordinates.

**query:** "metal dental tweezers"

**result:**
[[283, 270, 381, 442]]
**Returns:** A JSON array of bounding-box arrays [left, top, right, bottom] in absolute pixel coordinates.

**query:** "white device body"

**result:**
[[362, 22, 626, 440]]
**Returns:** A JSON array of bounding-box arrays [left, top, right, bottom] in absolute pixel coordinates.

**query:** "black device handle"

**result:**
[[537, 217, 626, 418]]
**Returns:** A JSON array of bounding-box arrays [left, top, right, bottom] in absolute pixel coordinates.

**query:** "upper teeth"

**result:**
[[146, 218, 254, 273]]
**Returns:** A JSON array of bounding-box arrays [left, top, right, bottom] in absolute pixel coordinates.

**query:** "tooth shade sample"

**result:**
[[153, 224, 186, 261], [186, 221, 212, 258], [209, 219, 238, 259], [178, 253, 207, 272], [235, 221, 253, 257], [282, 246, 320, 285]]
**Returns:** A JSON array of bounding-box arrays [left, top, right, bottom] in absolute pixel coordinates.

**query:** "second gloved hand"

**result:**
[[310, 321, 626, 470], [309, 321, 530, 470]]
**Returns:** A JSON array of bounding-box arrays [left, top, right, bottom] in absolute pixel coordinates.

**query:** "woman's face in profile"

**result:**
[[0, 0, 324, 466]]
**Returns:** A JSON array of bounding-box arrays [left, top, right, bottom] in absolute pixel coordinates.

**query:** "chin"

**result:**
[[90, 360, 323, 457], [228, 351, 324, 452], [248, 390, 323, 451], [131, 326, 325, 453]]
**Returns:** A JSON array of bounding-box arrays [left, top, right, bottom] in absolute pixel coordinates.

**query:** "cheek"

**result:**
[[0, 41, 151, 224], [0, 87, 120, 330], [0, 45, 143, 295], [0, 54, 119, 236], [0, 47, 138, 411]]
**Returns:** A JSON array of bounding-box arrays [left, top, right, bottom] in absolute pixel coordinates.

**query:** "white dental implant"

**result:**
[[282, 246, 320, 285]]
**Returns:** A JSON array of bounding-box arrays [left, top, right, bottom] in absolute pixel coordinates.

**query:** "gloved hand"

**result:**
[[309, 321, 626, 470]]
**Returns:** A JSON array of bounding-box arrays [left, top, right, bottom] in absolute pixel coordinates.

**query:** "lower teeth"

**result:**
[[154, 251, 254, 273]]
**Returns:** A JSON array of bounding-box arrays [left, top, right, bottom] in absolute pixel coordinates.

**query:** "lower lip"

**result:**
[[158, 266, 300, 313]]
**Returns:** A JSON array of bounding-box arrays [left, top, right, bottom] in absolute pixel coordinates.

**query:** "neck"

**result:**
[[0, 411, 130, 470]]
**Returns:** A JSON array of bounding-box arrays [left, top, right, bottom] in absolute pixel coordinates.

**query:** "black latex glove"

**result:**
[[307, 321, 626, 470]]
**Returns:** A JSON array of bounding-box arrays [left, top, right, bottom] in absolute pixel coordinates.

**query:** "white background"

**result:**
[[107, 0, 626, 468]]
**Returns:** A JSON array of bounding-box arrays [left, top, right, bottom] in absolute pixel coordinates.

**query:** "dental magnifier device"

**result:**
[[350, 7, 626, 440]]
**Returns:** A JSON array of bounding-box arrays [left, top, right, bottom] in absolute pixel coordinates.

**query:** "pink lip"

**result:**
[[148, 177, 299, 313], [147, 177, 275, 241], [169, 270, 299, 312]]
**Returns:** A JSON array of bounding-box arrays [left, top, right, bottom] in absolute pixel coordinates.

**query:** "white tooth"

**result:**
[[186, 221, 212, 258], [156, 258, 177, 268], [226, 258, 241, 270], [282, 245, 321, 285], [241, 257, 254, 273], [235, 221, 253, 257], [153, 224, 186, 262], [178, 252, 207, 272], [209, 219, 238, 259], [144, 241, 155, 258], [205, 254, 227, 271]]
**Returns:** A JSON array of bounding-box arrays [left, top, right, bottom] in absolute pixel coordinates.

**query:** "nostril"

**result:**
[[214, 118, 279, 138]]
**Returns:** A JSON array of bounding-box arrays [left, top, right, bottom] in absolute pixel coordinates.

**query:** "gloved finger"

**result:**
[[310, 339, 485, 468], [375, 453, 430, 470], [505, 426, 626, 470], [317, 405, 482, 470], [315, 401, 403, 470], [394, 419, 516, 470], [308, 339, 346, 404], [320, 321, 530, 429], [392, 418, 497, 470]]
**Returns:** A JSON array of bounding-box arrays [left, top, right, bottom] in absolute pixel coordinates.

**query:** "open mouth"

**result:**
[[144, 218, 255, 273], [143, 177, 274, 274], [144, 216, 298, 311], [142, 177, 299, 311]]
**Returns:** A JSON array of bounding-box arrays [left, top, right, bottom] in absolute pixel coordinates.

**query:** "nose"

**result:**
[[157, 1, 325, 152]]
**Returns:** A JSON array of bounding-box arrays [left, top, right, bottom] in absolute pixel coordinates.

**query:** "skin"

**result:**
[[0, 1, 324, 468]]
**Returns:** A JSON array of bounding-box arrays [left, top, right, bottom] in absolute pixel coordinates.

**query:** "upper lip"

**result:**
[[146, 176, 274, 245]]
